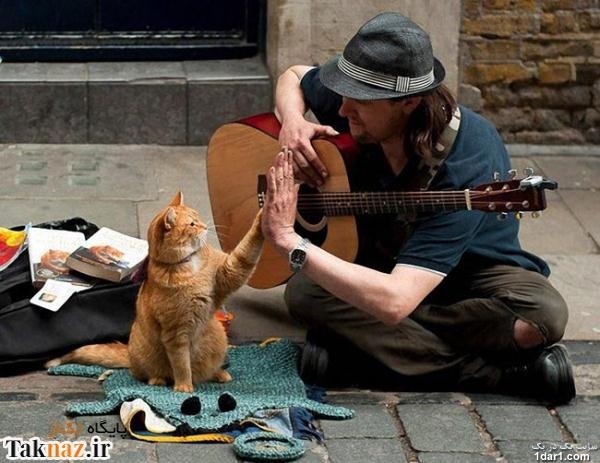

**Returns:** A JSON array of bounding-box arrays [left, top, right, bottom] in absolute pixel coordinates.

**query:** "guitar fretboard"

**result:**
[[296, 191, 471, 216]]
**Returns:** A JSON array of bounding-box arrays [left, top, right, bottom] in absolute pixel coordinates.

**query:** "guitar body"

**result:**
[[207, 114, 556, 289], [207, 113, 360, 289]]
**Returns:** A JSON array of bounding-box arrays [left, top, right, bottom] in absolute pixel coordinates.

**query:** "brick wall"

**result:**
[[459, 0, 600, 144]]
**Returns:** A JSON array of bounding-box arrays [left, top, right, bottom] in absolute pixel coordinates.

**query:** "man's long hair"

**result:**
[[403, 84, 457, 160]]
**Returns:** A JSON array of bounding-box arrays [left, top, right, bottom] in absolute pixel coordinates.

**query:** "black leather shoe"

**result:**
[[299, 329, 408, 388], [501, 344, 576, 405], [534, 344, 576, 405], [299, 339, 330, 385]]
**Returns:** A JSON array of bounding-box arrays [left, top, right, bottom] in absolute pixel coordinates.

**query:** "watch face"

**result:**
[[290, 249, 306, 265]]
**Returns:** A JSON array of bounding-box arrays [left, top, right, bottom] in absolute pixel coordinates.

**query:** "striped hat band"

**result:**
[[338, 55, 435, 94]]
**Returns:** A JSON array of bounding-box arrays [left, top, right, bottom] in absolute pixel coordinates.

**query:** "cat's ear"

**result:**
[[169, 191, 184, 206], [164, 207, 177, 231]]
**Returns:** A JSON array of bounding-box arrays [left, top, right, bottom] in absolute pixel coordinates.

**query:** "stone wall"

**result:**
[[459, 0, 600, 144]]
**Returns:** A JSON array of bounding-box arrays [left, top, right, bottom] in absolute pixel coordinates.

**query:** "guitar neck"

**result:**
[[297, 190, 473, 216]]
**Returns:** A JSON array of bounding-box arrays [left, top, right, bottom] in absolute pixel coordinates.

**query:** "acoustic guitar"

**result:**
[[207, 113, 557, 289]]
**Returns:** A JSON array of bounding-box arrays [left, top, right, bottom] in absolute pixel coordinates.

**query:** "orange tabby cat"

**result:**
[[46, 192, 264, 392]]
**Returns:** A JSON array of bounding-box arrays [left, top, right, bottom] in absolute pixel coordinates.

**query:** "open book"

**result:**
[[66, 227, 148, 283]]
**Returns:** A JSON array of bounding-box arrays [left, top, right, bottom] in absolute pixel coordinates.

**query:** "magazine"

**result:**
[[0, 225, 29, 272]]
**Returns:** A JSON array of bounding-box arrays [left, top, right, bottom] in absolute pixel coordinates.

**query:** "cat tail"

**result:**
[[44, 342, 130, 369], [216, 209, 264, 294]]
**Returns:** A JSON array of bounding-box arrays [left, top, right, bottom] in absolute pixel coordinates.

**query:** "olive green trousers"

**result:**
[[284, 263, 568, 388]]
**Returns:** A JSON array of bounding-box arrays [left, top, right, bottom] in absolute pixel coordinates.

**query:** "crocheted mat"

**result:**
[[48, 339, 354, 433]]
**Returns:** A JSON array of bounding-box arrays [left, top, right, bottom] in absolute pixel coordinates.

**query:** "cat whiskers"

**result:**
[[205, 223, 230, 240], [206, 223, 229, 238]]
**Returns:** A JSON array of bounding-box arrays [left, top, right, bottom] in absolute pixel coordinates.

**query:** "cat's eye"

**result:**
[[190, 221, 196, 227]]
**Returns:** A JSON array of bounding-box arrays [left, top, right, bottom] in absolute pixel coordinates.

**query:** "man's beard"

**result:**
[[350, 129, 375, 145]]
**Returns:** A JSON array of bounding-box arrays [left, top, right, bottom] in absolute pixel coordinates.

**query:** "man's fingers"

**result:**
[[284, 150, 294, 190], [315, 124, 340, 137], [292, 159, 312, 186], [276, 151, 286, 185], [267, 166, 277, 200], [282, 149, 291, 181], [292, 150, 321, 187], [301, 143, 328, 180]]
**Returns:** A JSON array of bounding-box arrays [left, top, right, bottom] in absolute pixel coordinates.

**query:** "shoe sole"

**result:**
[[549, 344, 576, 405]]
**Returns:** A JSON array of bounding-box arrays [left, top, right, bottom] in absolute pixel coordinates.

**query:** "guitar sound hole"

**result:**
[[295, 183, 328, 247]]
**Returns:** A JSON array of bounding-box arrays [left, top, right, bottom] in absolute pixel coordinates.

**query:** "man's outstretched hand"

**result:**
[[261, 149, 301, 254]]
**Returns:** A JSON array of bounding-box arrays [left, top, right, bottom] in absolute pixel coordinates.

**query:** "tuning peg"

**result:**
[[508, 169, 518, 179], [531, 211, 542, 219], [496, 212, 508, 221], [523, 167, 534, 177], [493, 171, 501, 182]]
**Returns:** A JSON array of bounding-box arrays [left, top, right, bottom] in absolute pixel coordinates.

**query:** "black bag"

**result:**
[[0, 218, 139, 374]]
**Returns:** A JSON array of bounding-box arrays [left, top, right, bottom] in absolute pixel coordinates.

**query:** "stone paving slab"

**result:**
[[0, 371, 103, 395], [50, 391, 106, 402], [1, 199, 139, 237], [0, 402, 68, 439], [0, 144, 158, 201], [0, 392, 37, 401], [156, 442, 238, 463], [259, 441, 327, 463], [574, 365, 600, 396], [395, 392, 466, 405], [320, 404, 397, 439], [519, 191, 598, 255], [467, 393, 546, 406], [565, 341, 600, 365], [326, 438, 407, 463], [496, 440, 573, 463], [418, 452, 498, 463], [325, 390, 399, 405], [397, 404, 485, 453], [476, 405, 563, 442], [560, 190, 600, 247], [533, 156, 600, 190], [545, 255, 600, 340], [556, 402, 600, 444], [108, 443, 158, 463]]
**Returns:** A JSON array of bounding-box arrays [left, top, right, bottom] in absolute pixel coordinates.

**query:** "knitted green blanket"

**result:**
[[48, 339, 353, 433]]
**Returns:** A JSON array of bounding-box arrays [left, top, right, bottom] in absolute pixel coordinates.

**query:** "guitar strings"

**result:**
[[293, 189, 527, 214]]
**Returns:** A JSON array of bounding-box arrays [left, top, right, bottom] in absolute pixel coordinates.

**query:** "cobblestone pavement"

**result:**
[[1, 144, 599, 462], [0, 343, 598, 463]]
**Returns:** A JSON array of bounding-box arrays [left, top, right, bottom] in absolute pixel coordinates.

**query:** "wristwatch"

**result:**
[[288, 237, 310, 273]]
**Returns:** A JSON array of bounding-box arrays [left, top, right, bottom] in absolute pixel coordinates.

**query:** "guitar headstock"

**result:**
[[471, 170, 558, 217]]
